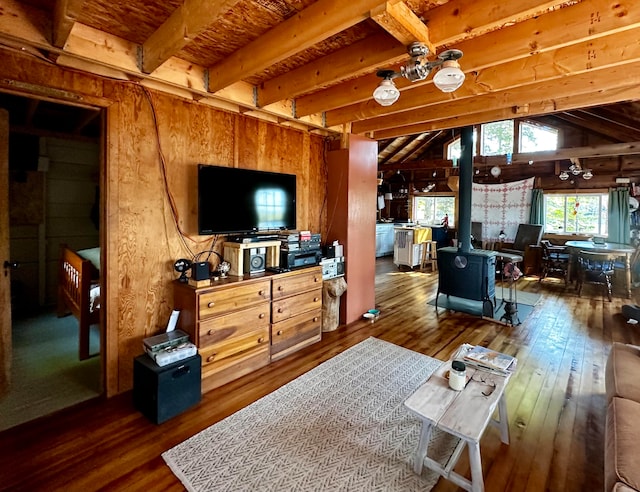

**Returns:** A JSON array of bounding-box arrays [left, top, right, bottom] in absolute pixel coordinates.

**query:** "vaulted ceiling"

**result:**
[[0, 0, 639, 166]]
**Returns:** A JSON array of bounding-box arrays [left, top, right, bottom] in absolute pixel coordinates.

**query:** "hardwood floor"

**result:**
[[0, 256, 638, 492]]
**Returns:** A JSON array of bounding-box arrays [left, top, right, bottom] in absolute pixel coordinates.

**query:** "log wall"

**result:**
[[0, 49, 326, 395]]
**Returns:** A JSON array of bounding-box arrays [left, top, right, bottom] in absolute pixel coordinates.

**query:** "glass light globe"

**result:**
[[433, 60, 465, 92], [582, 170, 593, 180], [559, 171, 569, 180], [373, 79, 400, 106]]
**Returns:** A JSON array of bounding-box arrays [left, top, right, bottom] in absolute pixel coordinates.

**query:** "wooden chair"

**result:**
[[539, 240, 570, 285], [420, 240, 438, 271], [577, 250, 616, 301]]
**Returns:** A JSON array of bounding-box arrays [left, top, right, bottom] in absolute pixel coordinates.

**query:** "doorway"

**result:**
[[0, 93, 104, 431]]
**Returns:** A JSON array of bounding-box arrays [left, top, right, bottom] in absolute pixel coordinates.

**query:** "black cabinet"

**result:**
[[133, 353, 201, 424]]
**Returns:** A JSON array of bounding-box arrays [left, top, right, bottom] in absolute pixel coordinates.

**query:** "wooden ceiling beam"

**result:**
[[405, 130, 445, 161], [554, 111, 640, 143], [352, 60, 640, 134], [53, 0, 85, 48], [370, 1, 434, 53], [423, 0, 574, 46], [207, 0, 402, 93], [576, 108, 640, 138], [142, 0, 243, 74], [328, 27, 640, 127], [257, 33, 406, 107], [370, 84, 640, 139], [296, 0, 640, 117], [380, 133, 425, 164], [384, 132, 429, 164], [285, 0, 571, 114], [378, 135, 411, 163]]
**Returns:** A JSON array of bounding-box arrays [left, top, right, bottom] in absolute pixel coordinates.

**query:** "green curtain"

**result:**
[[529, 188, 544, 225], [608, 187, 630, 244]]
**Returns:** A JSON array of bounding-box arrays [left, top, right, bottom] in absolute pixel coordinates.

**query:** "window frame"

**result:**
[[543, 190, 609, 236], [445, 119, 561, 159], [518, 120, 560, 153], [412, 193, 457, 226]]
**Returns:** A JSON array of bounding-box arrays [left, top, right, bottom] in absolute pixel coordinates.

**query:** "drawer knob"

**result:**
[[259, 313, 265, 319], [207, 354, 216, 362], [207, 301, 215, 308], [313, 316, 318, 322], [278, 285, 284, 291], [277, 330, 283, 336], [314, 277, 320, 282], [258, 337, 264, 343], [208, 329, 214, 336], [259, 290, 265, 296], [278, 307, 283, 313], [313, 297, 319, 302]]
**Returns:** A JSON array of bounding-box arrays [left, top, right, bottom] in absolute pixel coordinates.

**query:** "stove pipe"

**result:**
[[457, 126, 474, 253]]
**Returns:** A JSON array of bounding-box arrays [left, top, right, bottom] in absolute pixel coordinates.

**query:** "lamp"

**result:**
[[559, 158, 593, 180], [373, 44, 464, 106], [432, 57, 465, 92], [372, 71, 400, 106]]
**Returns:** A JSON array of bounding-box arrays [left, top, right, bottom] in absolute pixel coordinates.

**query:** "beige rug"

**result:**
[[162, 337, 458, 491]]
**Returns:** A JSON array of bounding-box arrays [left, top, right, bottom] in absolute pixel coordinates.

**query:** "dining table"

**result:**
[[564, 240, 637, 298]]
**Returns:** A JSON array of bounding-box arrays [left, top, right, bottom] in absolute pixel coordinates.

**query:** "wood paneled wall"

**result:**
[[0, 49, 326, 396]]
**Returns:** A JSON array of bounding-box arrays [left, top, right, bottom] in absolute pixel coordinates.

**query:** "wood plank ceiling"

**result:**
[[0, 0, 639, 171]]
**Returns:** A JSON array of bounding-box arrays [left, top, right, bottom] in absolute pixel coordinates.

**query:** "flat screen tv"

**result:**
[[198, 164, 297, 235]]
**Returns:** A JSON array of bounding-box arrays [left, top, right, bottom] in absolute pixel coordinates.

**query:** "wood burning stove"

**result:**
[[436, 247, 497, 317]]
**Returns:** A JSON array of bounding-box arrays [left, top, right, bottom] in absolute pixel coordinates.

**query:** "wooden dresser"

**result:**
[[271, 267, 322, 361], [173, 266, 322, 392]]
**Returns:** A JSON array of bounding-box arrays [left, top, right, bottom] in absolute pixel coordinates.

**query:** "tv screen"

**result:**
[[198, 164, 297, 235]]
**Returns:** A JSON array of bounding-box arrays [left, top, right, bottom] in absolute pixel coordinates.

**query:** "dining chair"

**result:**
[[577, 250, 616, 301], [539, 240, 570, 285]]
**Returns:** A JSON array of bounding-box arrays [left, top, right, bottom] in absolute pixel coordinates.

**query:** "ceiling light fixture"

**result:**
[[373, 43, 465, 106], [372, 71, 400, 106], [559, 158, 593, 180]]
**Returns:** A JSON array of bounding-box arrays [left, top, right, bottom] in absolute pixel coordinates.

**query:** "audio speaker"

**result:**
[[133, 353, 201, 424], [192, 261, 210, 281], [243, 247, 266, 273]]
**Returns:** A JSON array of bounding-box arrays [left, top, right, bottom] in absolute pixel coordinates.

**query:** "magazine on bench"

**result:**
[[452, 344, 517, 375]]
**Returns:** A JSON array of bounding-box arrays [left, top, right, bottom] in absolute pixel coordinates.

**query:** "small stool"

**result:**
[[420, 241, 438, 271]]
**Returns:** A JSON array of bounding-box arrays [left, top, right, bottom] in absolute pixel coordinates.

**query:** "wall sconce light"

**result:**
[[373, 44, 465, 106], [384, 192, 393, 200]]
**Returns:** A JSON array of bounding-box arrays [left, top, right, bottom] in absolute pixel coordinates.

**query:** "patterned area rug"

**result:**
[[162, 337, 458, 492]]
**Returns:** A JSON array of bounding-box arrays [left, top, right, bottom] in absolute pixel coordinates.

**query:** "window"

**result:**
[[446, 131, 477, 160], [481, 120, 514, 156], [446, 119, 559, 159], [413, 195, 456, 226], [544, 193, 608, 236], [519, 121, 559, 152]]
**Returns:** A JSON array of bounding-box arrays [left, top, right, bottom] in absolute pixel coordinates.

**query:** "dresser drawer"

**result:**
[[199, 325, 269, 369], [272, 268, 322, 300], [198, 303, 270, 347], [272, 287, 322, 323], [198, 279, 270, 319], [271, 309, 322, 360]]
